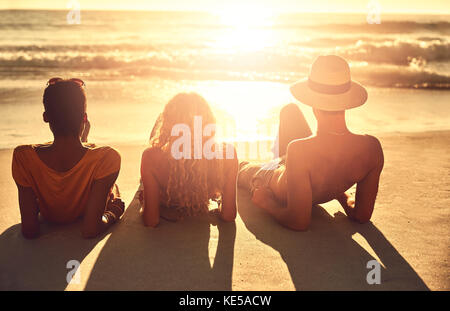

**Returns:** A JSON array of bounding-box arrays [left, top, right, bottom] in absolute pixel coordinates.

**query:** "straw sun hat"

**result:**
[[290, 55, 368, 111]]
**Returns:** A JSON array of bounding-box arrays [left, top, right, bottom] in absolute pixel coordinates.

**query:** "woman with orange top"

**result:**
[[12, 78, 123, 239], [140, 93, 238, 226]]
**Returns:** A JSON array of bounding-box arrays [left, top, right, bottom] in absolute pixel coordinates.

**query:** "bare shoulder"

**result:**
[[361, 134, 384, 169], [286, 136, 315, 158], [285, 138, 314, 172], [363, 134, 382, 147], [141, 147, 169, 187], [363, 134, 383, 154], [141, 146, 165, 165]]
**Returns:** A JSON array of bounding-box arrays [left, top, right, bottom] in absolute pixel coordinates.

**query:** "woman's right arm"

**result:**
[[16, 184, 40, 239], [140, 148, 161, 227]]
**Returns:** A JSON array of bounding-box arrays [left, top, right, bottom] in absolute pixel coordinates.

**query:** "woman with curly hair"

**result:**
[[140, 92, 238, 227]]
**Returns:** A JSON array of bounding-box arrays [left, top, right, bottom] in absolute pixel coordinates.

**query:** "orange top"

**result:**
[[12, 144, 121, 224]]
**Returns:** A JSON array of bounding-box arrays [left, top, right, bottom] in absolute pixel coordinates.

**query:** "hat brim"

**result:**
[[290, 78, 368, 111]]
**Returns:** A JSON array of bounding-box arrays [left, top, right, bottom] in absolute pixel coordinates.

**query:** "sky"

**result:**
[[0, 0, 449, 14]]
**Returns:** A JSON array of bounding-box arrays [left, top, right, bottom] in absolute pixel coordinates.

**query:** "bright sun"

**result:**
[[219, 6, 273, 28], [214, 7, 275, 52]]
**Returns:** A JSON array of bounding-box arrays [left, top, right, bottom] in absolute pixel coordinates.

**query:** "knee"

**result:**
[[280, 103, 301, 119]]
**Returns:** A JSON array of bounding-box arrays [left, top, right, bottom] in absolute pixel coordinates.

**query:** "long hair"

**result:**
[[149, 93, 224, 216]]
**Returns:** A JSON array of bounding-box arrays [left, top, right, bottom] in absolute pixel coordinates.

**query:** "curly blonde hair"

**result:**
[[149, 93, 224, 216]]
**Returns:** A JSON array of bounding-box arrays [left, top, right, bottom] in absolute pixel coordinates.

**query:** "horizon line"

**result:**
[[0, 8, 449, 15]]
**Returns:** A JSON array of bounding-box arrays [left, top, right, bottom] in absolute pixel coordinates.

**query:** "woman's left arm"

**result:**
[[141, 148, 161, 227], [220, 145, 238, 222]]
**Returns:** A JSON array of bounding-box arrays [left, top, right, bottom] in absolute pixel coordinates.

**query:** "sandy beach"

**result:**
[[0, 130, 448, 290]]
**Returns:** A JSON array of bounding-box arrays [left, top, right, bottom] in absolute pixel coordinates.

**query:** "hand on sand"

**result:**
[[337, 192, 356, 221], [251, 187, 273, 210], [106, 198, 125, 221], [208, 208, 220, 226], [159, 205, 184, 222]]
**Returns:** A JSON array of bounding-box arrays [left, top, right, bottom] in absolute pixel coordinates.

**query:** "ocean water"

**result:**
[[0, 10, 449, 149]]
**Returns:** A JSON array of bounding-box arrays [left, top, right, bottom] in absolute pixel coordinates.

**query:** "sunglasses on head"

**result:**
[[46, 77, 85, 87]]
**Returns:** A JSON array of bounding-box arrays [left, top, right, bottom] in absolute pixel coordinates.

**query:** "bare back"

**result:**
[[271, 133, 384, 206], [140, 144, 238, 226]]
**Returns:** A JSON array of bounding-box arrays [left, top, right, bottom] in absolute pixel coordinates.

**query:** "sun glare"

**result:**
[[219, 6, 274, 28], [213, 7, 275, 52]]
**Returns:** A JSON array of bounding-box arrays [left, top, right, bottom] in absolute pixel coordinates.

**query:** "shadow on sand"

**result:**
[[0, 188, 428, 290], [237, 189, 429, 290], [84, 189, 236, 290], [0, 220, 106, 290]]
